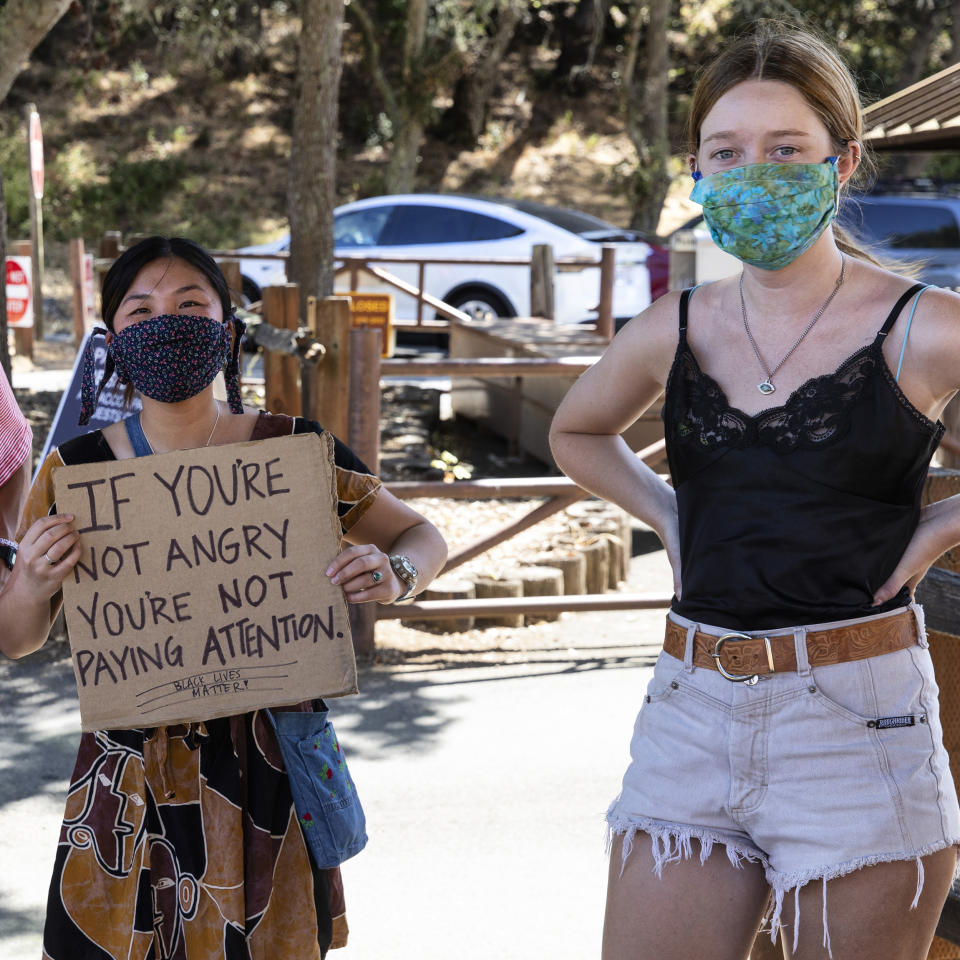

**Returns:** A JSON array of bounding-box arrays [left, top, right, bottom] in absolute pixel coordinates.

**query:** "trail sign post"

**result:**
[[26, 104, 44, 340]]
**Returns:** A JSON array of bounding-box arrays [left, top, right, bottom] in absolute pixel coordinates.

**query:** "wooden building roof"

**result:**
[[863, 61, 960, 151]]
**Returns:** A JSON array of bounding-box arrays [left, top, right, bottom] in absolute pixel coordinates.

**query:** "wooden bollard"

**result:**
[[470, 574, 523, 628], [417, 576, 476, 632], [530, 550, 586, 596], [516, 565, 564, 624], [577, 538, 609, 594]]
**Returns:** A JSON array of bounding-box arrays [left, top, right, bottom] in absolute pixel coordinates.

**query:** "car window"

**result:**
[[378, 205, 523, 245], [844, 201, 960, 249], [334, 206, 394, 247], [505, 201, 611, 234]]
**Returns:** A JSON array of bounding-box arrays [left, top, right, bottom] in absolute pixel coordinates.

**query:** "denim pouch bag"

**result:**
[[266, 706, 368, 869]]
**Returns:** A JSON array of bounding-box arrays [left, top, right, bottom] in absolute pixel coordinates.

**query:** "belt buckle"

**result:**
[[712, 633, 773, 685]]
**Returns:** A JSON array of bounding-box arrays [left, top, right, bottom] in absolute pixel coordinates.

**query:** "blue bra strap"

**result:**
[[123, 412, 154, 457], [895, 286, 930, 382]]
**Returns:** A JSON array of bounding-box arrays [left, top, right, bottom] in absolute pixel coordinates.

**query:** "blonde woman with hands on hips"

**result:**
[[551, 24, 960, 960]]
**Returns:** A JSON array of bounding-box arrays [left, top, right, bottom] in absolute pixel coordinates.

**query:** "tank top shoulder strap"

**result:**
[[877, 283, 927, 340], [678, 285, 699, 341]]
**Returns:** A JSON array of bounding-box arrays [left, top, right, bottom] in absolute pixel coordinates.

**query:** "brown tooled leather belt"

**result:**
[[663, 610, 918, 683]]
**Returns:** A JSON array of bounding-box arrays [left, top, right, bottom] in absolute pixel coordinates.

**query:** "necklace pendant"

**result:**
[[758, 380, 776, 395]]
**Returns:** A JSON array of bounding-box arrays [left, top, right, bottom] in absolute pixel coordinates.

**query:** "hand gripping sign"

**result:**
[[54, 432, 356, 731]]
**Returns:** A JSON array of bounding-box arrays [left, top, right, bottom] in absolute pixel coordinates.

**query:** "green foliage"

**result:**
[[0, 123, 32, 240], [46, 156, 188, 241]]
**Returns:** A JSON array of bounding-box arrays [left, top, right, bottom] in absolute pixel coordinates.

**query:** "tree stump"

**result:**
[[470, 574, 523, 628], [416, 576, 476, 633], [516, 565, 564, 624], [598, 533, 626, 587], [577, 538, 609, 594], [566, 501, 632, 575], [530, 550, 586, 596]]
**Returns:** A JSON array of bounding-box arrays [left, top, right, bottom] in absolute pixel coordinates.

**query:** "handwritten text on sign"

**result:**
[[54, 432, 356, 731]]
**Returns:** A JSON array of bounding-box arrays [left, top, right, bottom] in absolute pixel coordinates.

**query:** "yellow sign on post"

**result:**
[[339, 291, 394, 357]]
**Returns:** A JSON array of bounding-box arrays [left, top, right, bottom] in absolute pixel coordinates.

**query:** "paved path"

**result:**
[[0, 545, 672, 960]]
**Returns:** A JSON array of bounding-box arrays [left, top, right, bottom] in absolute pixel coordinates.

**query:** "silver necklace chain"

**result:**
[[142, 403, 221, 454], [739, 254, 846, 395]]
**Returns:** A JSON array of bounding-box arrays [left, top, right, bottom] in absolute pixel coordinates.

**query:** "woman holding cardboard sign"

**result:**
[[3, 236, 446, 959]]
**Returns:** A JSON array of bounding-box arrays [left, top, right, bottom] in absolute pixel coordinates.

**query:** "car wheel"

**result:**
[[445, 287, 514, 322], [241, 276, 262, 307]]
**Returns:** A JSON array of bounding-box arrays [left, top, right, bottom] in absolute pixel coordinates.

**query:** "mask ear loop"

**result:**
[[825, 156, 841, 213]]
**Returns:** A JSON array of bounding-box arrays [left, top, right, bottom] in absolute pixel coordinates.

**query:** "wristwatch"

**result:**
[[0, 537, 16, 572], [389, 554, 419, 601]]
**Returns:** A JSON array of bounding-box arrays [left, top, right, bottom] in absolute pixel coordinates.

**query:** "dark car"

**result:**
[[838, 189, 960, 289]]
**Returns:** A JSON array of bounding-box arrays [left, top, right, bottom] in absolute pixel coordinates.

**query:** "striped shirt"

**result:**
[[0, 368, 31, 486]]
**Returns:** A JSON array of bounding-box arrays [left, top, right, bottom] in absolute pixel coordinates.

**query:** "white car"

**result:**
[[235, 194, 654, 325]]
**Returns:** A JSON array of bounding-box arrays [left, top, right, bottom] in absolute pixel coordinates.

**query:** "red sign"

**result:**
[[29, 111, 43, 200], [6, 256, 33, 327]]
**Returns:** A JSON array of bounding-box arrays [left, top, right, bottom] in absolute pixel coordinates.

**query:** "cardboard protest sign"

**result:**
[[54, 432, 356, 731]]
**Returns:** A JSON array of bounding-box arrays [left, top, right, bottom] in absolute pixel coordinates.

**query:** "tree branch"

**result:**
[[0, 0, 73, 103]]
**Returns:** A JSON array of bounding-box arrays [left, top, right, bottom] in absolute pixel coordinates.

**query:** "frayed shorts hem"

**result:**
[[605, 808, 960, 958]]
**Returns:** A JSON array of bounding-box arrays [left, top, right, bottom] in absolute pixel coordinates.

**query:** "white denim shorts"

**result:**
[[607, 604, 960, 952]]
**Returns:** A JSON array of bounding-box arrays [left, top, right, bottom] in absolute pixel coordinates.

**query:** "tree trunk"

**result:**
[[952, 0, 960, 59], [622, 0, 672, 234], [554, 0, 608, 85], [0, 0, 73, 375], [441, 1, 523, 146], [0, 0, 74, 102], [384, 112, 425, 194], [897, 2, 950, 88], [287, 0, 344, 315], [382, 0, 429, 194]]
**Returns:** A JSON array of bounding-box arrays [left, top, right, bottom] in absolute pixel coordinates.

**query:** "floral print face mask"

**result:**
[[689, 158, 839, 270], [79, 313, 246, 424]]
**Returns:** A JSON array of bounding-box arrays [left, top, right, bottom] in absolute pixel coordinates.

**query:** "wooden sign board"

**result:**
[[340, 291, 394, 357], [54, 432, 356, 731]]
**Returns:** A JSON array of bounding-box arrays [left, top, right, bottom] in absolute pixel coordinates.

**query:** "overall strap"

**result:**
[[876, 283, 927, 340], [123, 412, 153, 457]]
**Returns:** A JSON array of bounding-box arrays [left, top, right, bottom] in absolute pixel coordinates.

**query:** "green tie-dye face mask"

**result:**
[[689, 158, 839, 270]]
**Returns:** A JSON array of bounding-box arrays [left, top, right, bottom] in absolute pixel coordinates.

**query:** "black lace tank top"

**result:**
[[664, 283, 943, 630]]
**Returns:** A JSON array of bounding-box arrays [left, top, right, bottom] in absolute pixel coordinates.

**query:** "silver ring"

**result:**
[[371, 570, 383, 584], [44, 551, 57, 565]]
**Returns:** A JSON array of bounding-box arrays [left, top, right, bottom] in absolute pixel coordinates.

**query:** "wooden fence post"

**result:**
[[345, 325, 382, 659], [530, 243, 555, 320], [309, 296, 352, 439], [218, 259, 243, 309], [596, 245, 616, 341], [262, 284, 300, 416], [98, 231, 122, 258], [348, 326, 381, 472]]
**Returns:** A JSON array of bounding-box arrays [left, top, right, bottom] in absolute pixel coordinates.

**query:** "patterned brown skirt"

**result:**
[[41, 706, 346, 959]]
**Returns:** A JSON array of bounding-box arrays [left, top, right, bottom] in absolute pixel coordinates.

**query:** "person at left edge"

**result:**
[[0, 363, 33, 584], [3, 235, 448, 959]]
